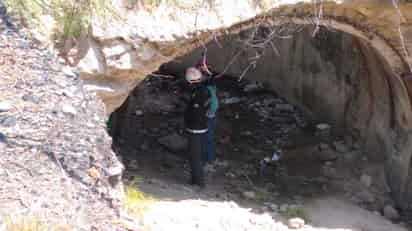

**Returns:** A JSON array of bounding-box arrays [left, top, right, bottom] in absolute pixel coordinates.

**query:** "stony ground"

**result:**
[[0, 6, 132, 230], [131, 177, 408, 231], [113, 75, 410, 231]]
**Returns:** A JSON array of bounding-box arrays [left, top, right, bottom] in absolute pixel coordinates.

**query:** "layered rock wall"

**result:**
[[66, 0, 412, 207]]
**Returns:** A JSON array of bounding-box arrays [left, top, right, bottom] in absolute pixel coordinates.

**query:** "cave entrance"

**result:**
[[109, 25, 393, 213]]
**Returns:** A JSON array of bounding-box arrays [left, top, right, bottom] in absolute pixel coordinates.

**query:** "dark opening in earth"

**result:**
[[107, 26, 405, 223]]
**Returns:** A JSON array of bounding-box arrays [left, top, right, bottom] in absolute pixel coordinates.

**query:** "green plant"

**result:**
[[254, 188, 271, 202], [137, 0, 216, 11], [4, 0, 44, 25], [124, 177, 154, 216], [4, 0, 114, 41], [280, 206, 309, 221]]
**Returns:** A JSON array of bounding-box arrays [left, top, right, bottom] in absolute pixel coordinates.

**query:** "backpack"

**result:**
[[206, 84, 218, 117]]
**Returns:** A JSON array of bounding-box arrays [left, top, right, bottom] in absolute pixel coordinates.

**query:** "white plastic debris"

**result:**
[[271, 151, 281, 161], [243, 82, 263, 92], [135, 110, 143, 116]]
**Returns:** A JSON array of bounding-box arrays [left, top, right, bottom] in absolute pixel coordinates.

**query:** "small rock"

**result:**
[[261, 206, 270, 213], [214, 160, 229, 168], [280, 204, 289, 212], [158, 133, 187, 153], [108, 165, 124, 187], [263, 98, 283, 106], [135, 110, 143, 116], [373, 211, 381, 216], [316, 123, 331, 131], [0, 116, 16, 127], [0, 132, 6, 143], [357, 190, 375, 203], [221, 97, 241, 105], [204, 163, 216, 173], [225, 172, 236, 178], [322, 165, 337, 178], [270, 211, 280, 217], [268, 203, 279, 211], [343, 150, 362, 162], [360, 174, 372, 188], [333, 141, 349, 153], [0, 101, 12, 112], [383, 205, 400, 220], [353, 141, 362, 150], [118, 218, 142, 231], [128, 159, 138, 169], [22, 94, 40, 104], [87, 167, 100, 179], [276, 103, 294, 111], [344, 135, 354, 148], [243, 82, 263, 93], [288, 217, 305, 229], [62, 66, 77, 78], [147, 178, 162, 185], [107, 164, 123, 177], [350, 195, 362, 204], [151, 127, 160, 133], [140, 142, 149, 151], [318, 143, 329, 151], [316, 123, 331, 140], [33, 78, 46, 87], [62, 104, 77, 116], [242, 191, 256, 200], [318, 149, 338, 161], [241, 131, 253, 136]]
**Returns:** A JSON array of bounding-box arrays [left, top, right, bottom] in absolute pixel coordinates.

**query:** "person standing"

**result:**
[[184, 67, 211, 187], [196, 53, 219, 163]]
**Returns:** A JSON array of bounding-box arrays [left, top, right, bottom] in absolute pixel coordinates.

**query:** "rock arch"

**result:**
[[75, 1, 412, 207]]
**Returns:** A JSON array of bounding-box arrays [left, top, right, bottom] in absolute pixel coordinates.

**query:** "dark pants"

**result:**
[[203, 116, 217, 162], [188, 132, 206, 187]]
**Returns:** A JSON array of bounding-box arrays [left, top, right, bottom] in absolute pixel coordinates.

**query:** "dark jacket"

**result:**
[[184, 85, 211, 133]]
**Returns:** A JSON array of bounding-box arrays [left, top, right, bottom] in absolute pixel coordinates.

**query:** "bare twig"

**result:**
[[238, 63, 254, 82], [215, 15, 317, 81], [269, 40, 280, 57], [215, 47, 245, 78], [241, 172, 256, 188], [312, 0, 323, 37], [212, 32, 222, 48], [391, 0, 412, 73]]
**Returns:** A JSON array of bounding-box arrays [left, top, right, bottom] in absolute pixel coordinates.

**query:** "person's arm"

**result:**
[[196, 88, 210, 115]]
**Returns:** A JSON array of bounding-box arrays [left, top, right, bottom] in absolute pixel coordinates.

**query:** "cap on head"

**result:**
[[185, 67, 202, 84]]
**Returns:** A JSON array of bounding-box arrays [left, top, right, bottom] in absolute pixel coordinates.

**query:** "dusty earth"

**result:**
[[112, 75, 409, 230]]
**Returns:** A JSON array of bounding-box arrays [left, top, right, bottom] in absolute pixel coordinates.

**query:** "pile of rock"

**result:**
[[0, 19, 127, 229]]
